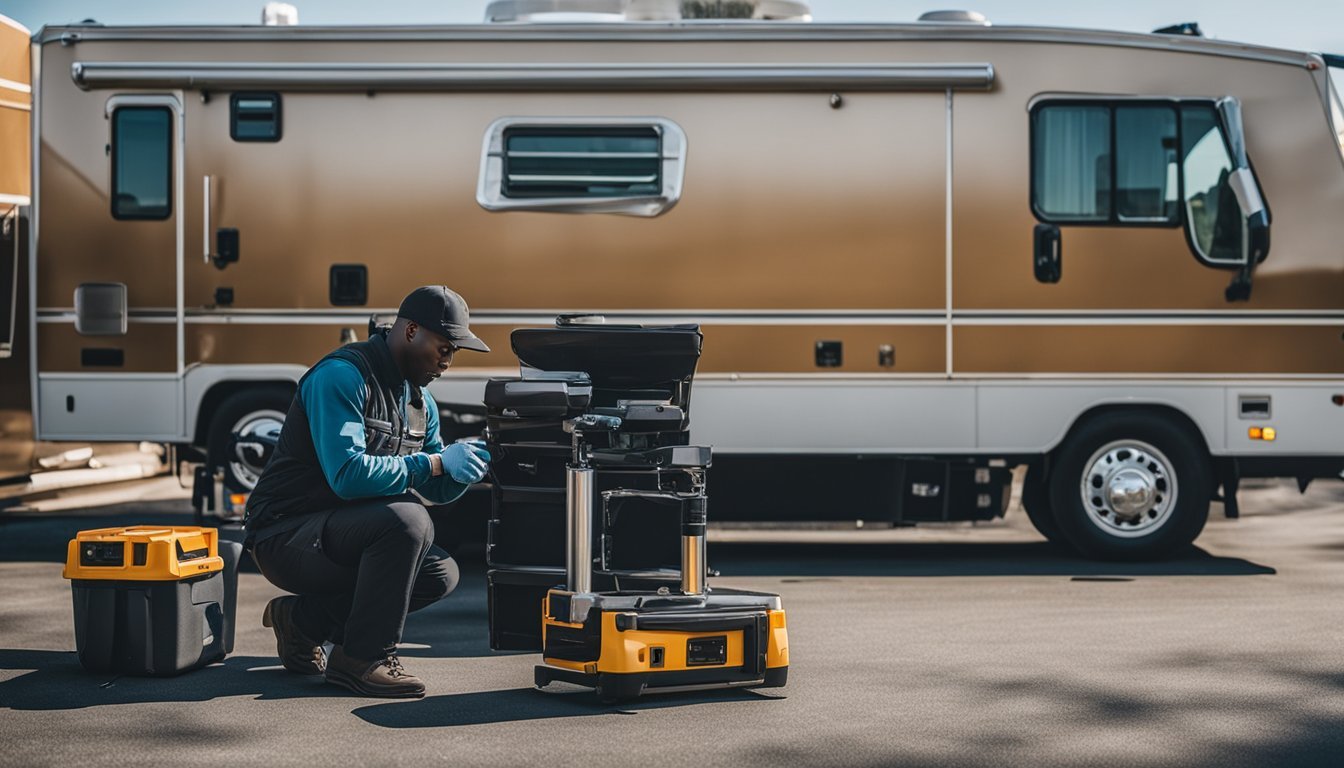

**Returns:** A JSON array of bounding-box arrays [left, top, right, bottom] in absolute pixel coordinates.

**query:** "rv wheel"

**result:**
[[1048, 412, 1211, 561], [1020, 464, 1062, 544], [206, 387, 293, 493]]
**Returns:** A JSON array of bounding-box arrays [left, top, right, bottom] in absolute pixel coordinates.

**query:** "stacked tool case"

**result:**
[[484, 319, 704, 650]]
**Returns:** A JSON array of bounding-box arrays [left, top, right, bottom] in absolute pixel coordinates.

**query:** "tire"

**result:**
[[206, 386, 294, 493], [1020, 463, 1063, 544], [1048, 411, 1212, 561]]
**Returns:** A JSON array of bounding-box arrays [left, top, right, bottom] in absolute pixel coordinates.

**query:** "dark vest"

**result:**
[[244, 333, 427, 530]]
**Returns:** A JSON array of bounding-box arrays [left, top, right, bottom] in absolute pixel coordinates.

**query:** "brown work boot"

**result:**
[[261, 596, 326, 676], [325, 645, 426, 699]]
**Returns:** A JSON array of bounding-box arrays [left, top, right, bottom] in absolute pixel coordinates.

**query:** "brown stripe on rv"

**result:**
[[38, 324, 176, 373], [954, 325, 1344, 375]]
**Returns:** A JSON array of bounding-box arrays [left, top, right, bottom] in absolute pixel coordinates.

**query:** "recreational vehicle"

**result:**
[[8, 3, 1344, 560]]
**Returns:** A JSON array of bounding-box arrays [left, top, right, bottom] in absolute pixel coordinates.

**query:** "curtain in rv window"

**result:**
[[1032, 106, 1110, 220], [111, 107, 172, 220]]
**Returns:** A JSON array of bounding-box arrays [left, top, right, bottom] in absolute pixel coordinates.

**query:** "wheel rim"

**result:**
[[1078, 439, 1177, 539], [228, 409, 285, 490]]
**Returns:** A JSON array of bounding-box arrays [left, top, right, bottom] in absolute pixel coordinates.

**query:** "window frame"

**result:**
[[1029, 95, 1271, 271], [476, 116, 687, 217], [1029, 97, 1189, 229], [110, 105, 174, 221], [229, 92, 283, 143]]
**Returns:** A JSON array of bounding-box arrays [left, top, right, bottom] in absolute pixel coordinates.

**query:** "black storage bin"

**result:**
[[490, 443, 570, 489], [488, 486, 567, 568], [488, 568, 564, 651]]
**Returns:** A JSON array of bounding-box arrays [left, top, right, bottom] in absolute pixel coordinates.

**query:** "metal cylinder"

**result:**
[[681, 534, 706, 595], [566, 466, 594, 594]]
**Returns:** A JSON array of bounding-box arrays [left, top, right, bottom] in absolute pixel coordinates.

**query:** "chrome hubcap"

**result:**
[[228, 410, 285, 490], [1079, 440, 1177, 538]]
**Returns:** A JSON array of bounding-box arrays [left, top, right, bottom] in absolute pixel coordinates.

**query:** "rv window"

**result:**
[[502, 128, 661, 198], [1033, 105, 1111, 221], [111, 107, 172, 220], [1115, 106, 1178, 223], [478, 118, 686, 216], [1032, 102, 1179, 227], [230, 93, 282, 142], [1329, 67, 1344, 163], [1180, 105, 1241, 263]]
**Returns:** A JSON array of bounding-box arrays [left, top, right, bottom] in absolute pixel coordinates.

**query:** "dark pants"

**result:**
[[251, 496, 458, 661]]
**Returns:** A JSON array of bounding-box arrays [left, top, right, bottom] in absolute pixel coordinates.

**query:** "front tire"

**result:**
[[1048, 412, 1211, 561], [206, 387, 293, 493]]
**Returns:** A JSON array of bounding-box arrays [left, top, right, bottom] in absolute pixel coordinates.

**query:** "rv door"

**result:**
[[37, 94, 185, 440]]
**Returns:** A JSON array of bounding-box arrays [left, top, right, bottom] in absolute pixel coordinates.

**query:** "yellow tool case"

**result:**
[[62, 526, 242, 676], [537, 589, 789, 702]]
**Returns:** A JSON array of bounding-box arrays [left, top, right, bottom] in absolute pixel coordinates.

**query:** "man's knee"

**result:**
[[371, 499, 434, 545], [414, 555, 459, 604]]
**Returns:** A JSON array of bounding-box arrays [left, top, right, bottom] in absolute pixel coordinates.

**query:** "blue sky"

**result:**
[[2, 1, 1342, 54]]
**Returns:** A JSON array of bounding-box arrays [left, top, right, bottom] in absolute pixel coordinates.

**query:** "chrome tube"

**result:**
[[681, 533, 706, 595], [566, 466, 594, 594]]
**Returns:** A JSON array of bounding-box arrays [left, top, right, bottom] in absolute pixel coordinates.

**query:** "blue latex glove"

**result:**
[[440, 439, 491, 484]]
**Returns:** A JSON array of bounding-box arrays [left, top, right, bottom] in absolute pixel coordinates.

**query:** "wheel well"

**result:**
[[192, 380, 296, 448], [1056, 403, 1212, 460]]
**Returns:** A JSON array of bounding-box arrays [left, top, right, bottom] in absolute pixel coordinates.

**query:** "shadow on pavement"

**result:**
[[353, 685, 783, 728], [0, 650, 342, 710], [1, 505, 1275, 579], [709, 541, 1275, 578]]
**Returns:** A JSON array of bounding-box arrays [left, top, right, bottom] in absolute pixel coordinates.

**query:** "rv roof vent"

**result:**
[[917, 10, 990, 25], [262, 2, 299, 26], [1152, 22, 1203, 37], [485, 0, 811, 23]]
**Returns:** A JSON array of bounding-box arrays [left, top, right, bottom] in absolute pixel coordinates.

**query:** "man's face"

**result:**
[[406, 322, 458, 387]]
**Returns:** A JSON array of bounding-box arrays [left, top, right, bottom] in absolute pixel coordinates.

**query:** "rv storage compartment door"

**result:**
[[39, 376, 180, 440]]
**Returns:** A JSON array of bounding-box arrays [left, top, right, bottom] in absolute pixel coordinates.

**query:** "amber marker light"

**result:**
[[229, 493, 248, 506], [1248, 427, 1262, 439], [1262, 427, 1276, 441]]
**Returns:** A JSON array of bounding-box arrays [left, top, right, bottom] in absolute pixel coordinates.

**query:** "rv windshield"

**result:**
[[1331, 66, 1344, 163]]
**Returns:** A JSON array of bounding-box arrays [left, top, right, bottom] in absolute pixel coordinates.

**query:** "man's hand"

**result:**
[[439, 439, 491, 484]]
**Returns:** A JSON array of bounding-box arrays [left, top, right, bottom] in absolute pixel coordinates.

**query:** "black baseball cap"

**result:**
[[397, 285, 491, 353]]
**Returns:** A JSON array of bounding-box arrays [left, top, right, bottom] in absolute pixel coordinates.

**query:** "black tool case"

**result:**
[[485, 321, 704, 651]]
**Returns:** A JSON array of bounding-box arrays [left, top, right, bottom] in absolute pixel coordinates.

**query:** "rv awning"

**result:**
[[71, 61, 995, 92]]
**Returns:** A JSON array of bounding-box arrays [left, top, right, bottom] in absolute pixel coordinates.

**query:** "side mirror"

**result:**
[[1033, 223, 1062, 283], [1215, 98, 1270, 301]]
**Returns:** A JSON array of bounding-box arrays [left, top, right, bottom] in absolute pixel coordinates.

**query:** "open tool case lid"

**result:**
[[486, 320, 704, 427], [510, 321, 703, 391]]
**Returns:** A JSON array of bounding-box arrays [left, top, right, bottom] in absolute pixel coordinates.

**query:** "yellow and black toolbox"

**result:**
[[62, 526, 242, 676], [485, 320, 789, 702]]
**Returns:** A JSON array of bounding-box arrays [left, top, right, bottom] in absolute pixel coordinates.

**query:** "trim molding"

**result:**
[[35, 307, 1344, 327], [71, 61, 996, 92]]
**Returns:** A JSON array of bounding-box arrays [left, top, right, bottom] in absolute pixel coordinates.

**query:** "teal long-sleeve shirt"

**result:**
[[300, 358, 469, 505]]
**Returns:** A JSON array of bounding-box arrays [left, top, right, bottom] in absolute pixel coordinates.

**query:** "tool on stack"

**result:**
[[484, 316, 788, 702]]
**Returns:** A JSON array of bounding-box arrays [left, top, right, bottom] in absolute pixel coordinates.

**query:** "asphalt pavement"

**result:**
[[0, 479, 1341, 767]]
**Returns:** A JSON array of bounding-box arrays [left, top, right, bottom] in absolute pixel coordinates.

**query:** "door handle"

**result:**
[[202, 175, 213, 264], [1033, 223, 1062, 283]]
